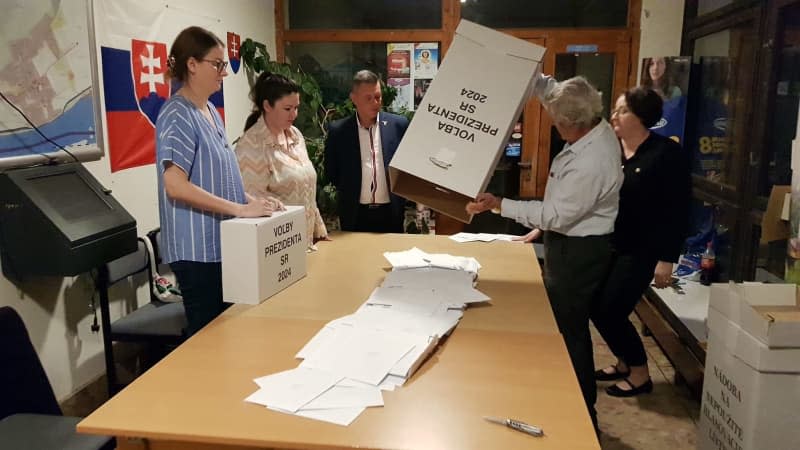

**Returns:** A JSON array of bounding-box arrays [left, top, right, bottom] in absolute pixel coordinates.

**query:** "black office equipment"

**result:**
[[0, 162, 137, 279]]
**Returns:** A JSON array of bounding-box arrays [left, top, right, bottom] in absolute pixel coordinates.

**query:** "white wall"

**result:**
[[638, 0, 686, 81], [0, 0, 275, 401]]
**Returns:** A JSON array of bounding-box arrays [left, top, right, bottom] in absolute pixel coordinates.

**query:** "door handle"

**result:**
[[518, 161, 533, 182]]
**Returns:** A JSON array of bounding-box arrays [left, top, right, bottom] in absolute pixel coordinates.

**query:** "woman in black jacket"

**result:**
[[592, 87, 691, 397]]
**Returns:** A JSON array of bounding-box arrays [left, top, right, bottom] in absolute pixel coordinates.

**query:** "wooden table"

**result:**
[[78, 233, 599, 450]]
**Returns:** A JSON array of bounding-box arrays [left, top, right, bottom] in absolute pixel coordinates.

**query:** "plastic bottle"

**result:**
[[700, 241, 716, 285]]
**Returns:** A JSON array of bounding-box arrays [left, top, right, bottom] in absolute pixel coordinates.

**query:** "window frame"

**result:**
[[679, 1, 800, 282]]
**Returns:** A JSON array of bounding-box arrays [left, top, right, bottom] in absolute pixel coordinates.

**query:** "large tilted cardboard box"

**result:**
[[389, 20, 545, 223], [698, 283, 800, 450], [220, 206, 307, 305]]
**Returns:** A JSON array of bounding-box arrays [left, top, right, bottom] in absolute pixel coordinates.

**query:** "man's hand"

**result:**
[[466, 193, 501, 215], [512, 228, 542, 243]]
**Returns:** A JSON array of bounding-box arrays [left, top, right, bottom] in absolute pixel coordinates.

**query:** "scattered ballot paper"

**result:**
[[449, 232, 518, 243], [301, 383, 384, 410], [383, 247, 481, 273], [299, 326, 419, 385], [245, 367, 343, 412], [278, 406, 366, 426], [247, 248, 485, 426]]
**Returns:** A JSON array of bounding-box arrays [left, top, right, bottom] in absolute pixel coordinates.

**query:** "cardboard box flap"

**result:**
[[389, 168, 475, 222], [760, 185, 790, 243], [455, 20, 546, 63], [746, 304, 800, 348], [753, 305, 800, 321], [708, 308, 800, 373], [709, 282, 800, 348], [739, 282, 798, 306]]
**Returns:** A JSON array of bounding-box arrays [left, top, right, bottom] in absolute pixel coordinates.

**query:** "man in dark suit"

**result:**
[[325, 70, 409, 232]]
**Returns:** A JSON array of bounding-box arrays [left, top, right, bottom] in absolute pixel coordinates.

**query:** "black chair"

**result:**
[[0, 306, 114, 450], [96, 235, 187, 396]]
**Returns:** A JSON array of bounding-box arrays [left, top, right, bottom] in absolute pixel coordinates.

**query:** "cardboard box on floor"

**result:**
[[389, 20, 545, 223], [221, 206, 307, 305], [698, 283, 800, 450]]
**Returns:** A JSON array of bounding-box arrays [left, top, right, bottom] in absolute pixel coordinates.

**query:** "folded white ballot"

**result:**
[[246, 367, 342, 412], [299, 326, 418, 385], [301, 384, 384, 410], [382, 247, 482, 273], [269, 405, 366, 427], [449, 232, 518, 243]]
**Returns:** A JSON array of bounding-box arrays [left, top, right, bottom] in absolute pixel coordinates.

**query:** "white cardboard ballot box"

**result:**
[[221, 206, 307, 305], [698, 283, 800, 450], [389, 20, 545, 223], [709, 282, 800, 348]]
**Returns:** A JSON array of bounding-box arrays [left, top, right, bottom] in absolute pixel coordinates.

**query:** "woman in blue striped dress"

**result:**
[[156, 26, 279, 335]]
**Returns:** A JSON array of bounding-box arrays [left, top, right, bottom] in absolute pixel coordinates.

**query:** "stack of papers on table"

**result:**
[[383, 247, 482, 273], [246, 248, 488, 426], [449, 232, 518, 243]]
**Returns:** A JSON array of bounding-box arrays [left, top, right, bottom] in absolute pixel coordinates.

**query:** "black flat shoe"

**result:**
[[605, 378, 653, 397], [594, 366, 630, 381]]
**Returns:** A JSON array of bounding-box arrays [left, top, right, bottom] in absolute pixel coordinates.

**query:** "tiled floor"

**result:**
[[63, 315, 701, 450], [594, 314, 700, 450]]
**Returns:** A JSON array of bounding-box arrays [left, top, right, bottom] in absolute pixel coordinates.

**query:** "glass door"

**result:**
[[753, 0, 800, 282], [520, 34, 631, 198]]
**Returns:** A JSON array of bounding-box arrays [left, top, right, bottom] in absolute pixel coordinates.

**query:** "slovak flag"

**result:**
[[101, 39, 224, 172], [228, 32, 241, 74]]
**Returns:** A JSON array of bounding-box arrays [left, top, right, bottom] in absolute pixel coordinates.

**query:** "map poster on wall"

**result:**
[[0, 0, 101, 169]]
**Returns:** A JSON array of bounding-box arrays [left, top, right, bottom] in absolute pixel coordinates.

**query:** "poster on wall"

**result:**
[[92, 0, 226, 172], [640, 56, 691, 144], [388, 78, 412, 112], [387, 42, 438, 111], [0, 0, 102, 169], [691, 56, 730, 182], [413, 79, 431, 110], [387, 43, 412, 79], [413, 44, 438, 79]]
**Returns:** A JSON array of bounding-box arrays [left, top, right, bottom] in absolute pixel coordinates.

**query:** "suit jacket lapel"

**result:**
[[378, 115, 392, 169], [340, 114, 360, 198]]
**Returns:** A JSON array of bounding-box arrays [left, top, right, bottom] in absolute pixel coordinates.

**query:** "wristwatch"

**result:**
[[491, 199, 502, 214]]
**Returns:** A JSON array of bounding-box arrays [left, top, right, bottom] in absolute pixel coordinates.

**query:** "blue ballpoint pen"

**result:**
[[483, 416, 544, 437]]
